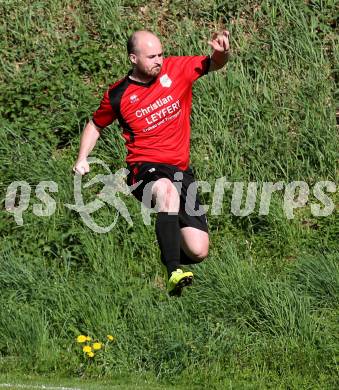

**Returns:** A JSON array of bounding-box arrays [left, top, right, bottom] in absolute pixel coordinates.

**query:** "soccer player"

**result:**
[[73, 30, 230, 295]]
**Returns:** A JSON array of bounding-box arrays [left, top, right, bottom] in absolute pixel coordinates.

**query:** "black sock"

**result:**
[[180, 248, 199, 265], [155, 212, 181, 276]]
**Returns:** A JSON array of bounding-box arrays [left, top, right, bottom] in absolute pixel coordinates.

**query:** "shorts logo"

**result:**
[[130, 94, 139, 103], [160, 74, 172, 88], [148, 168, 155, 173]]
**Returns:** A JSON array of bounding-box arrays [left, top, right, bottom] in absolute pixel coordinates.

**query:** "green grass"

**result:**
[[0, 372, 173, 389], [0, 0, 338, 388]]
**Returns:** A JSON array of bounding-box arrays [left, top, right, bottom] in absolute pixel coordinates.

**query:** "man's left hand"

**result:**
[[208, 30, 230, 53]]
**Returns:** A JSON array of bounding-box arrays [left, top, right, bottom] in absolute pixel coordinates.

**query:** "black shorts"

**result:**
[[127, 162, 208, 233]]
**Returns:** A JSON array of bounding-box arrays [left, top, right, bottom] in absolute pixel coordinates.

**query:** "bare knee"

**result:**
[[181, 228, 209, 262], [152, 178, 179, 212], [187, 244, 209, 263], [193, 248, 209, 262]]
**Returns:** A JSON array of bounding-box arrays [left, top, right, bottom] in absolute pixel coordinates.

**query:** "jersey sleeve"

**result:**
[[92, 89, 117, 129], [172, 55, 211, 83]]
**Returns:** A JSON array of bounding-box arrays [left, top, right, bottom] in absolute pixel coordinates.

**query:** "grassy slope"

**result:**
[[0, 0, 338, 388]]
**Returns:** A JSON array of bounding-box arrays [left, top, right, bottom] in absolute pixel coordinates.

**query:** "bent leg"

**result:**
[[180, 227, 209, 263], [152, 178, 181, 275]]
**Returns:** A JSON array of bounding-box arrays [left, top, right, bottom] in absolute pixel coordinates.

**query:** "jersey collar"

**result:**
[[127, 70, 158, 87]]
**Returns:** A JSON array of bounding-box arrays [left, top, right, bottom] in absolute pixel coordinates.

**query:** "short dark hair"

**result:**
[[127, 34, 137, 55]]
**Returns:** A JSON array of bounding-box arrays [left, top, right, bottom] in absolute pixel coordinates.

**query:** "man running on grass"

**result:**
[[73, 30, 230, 296]]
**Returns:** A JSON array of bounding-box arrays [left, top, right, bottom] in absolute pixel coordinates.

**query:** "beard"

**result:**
[[151, 65, 161, 76], [138, 64, 162, 78]]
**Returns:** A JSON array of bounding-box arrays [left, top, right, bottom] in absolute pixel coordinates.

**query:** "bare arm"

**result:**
[[208, 30, 230, 72], [73, 120, 101, 175]]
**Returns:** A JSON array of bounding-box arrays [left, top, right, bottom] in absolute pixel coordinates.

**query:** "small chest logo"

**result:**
[[160, 74, 172, 88], [130, 94, 139, 103]]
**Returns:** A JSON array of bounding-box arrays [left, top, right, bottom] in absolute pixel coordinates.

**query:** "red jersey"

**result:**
[[92, 56, 210, 170]]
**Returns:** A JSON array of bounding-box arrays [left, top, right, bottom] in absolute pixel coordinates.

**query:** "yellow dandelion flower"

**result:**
[[107, 335, 115, 341], [87, 351, 95, 358], [92, 342, 102, 350], [83, 345, 92, 353], [76, 335, 87, 343], [86, 336, 91, 341]]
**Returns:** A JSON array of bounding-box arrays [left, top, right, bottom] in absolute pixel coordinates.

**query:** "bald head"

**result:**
[[127, 30, 163, 80], [127, 30, 161, 55]]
